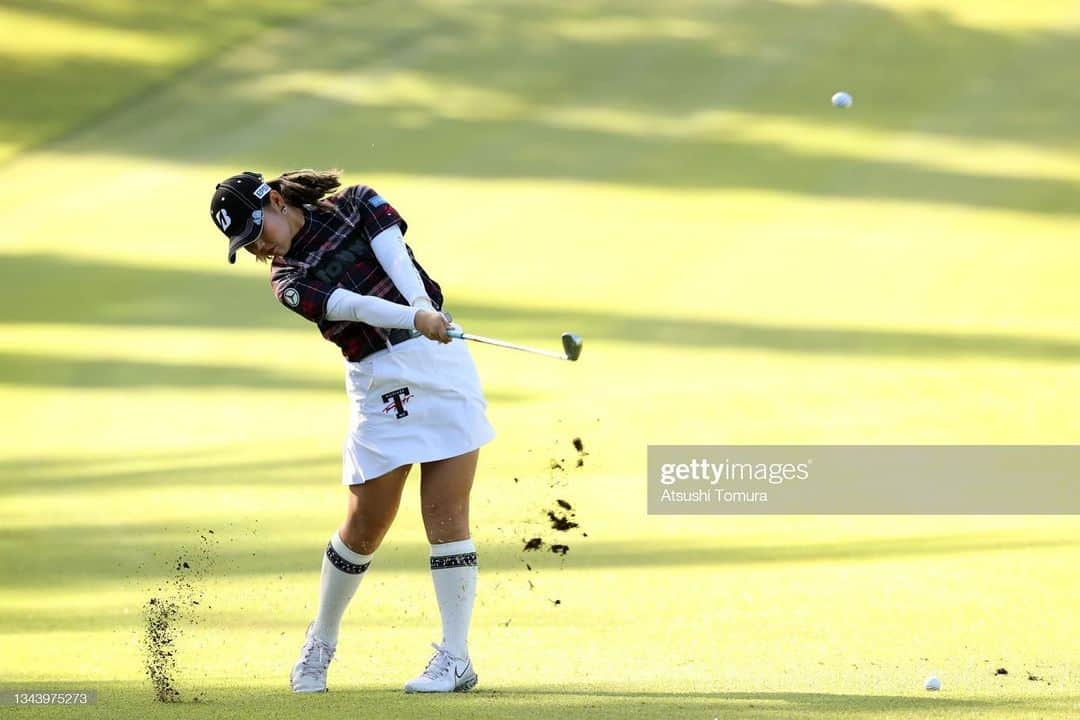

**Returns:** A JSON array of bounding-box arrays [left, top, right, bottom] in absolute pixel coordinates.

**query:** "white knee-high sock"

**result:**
[[312, 533, 372, 645], [429, 538, 478, 659]]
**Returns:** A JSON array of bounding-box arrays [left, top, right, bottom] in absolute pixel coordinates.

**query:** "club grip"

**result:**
[[447, 329, 465, 340]]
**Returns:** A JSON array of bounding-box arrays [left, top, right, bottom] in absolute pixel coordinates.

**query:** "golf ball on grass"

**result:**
[[832, 91, 853, 108], [924, 676, 942, 691]]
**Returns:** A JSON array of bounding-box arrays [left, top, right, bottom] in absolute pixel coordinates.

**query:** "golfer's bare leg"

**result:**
[[406, 450, 480, 691], [340, 464, 411, 554], [419, 450, 477, 543]]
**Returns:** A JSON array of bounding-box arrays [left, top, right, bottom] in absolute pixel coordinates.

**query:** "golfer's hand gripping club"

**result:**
[[414, 309, 453, 343]]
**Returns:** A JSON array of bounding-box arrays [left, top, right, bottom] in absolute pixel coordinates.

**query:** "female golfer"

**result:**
[[210, 169, 493, 694]]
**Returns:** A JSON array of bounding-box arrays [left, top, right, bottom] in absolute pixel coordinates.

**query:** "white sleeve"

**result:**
[[325, 287, 419, 329], [370, 225, 434, 310]]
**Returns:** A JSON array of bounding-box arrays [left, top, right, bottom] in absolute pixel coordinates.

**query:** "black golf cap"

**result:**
[[210, 171, 273, 263]]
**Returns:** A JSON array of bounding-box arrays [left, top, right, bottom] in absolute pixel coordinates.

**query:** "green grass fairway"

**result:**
[[0, 0, 331, 164], [2, 1, 1078, 718]]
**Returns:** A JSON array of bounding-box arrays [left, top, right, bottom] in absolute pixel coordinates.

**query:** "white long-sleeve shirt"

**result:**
[[324, 287, 419, 327], [370, 225, 434, 311], [323, 225, 433, 327]]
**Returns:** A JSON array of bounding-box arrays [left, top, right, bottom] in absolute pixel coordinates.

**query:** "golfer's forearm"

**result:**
[[370, 225, 434, 310], [325, 287, 419, 329]]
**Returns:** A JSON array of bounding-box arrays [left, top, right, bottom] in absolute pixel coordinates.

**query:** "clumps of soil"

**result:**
[[142, 530, 216, 703], [547, 510, 579, 532], [985, 663, 1049, 685], [523, 537, 573, 556], [532, 439, 589, 553], [512, 435, 593, 606], [144, 597, 181, 702], [522, 537, 572, 556], [521, 498, 583, 556], [572, 437, 587, 467]]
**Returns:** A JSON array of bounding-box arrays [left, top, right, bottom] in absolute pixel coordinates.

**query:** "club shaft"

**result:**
[[450, 331, 567, 360]]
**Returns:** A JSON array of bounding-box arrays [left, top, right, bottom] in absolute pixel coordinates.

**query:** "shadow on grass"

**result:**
[[4, 254, 1080, 365], [452, 305, 1080, 364], [0, 350, 534, 402], [0, 681, 1070, 719], [0, 453, 340, 495], [6, 1, 1080, 214], [0, 351, 337, 391], [0, 0, 331, 159], [2, 521, 1075, 592], [0, 254, 284, 329]]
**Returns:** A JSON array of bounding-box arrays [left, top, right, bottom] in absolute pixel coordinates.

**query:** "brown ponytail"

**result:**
[[268, 168, 343, 206]]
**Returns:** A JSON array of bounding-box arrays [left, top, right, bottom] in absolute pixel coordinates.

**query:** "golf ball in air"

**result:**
[[832, 91, 853, 108], [924, 676, 941, 691]]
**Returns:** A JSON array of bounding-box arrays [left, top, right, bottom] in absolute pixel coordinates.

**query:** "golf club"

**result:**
[[447, 329, 583, 362]]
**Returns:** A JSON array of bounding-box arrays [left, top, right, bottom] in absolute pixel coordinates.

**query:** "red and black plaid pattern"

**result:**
[[269, 185, 443, 361]]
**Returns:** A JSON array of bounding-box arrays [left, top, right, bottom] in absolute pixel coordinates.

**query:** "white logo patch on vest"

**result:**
[[282, 287, 300, 308]]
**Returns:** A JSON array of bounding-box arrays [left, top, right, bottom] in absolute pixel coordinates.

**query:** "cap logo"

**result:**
[[251, 209, 263, 225], [215, 208, 232, 232], [283, 287, 300, 308], [254, 183, 271, 200]]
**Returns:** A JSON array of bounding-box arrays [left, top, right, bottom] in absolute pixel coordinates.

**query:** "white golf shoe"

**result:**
[[290, 624, 335, 693], [404, 643, 477, 693]]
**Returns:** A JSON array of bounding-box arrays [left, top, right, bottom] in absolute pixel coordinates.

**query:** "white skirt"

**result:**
[[341, 336, 496, 484]]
